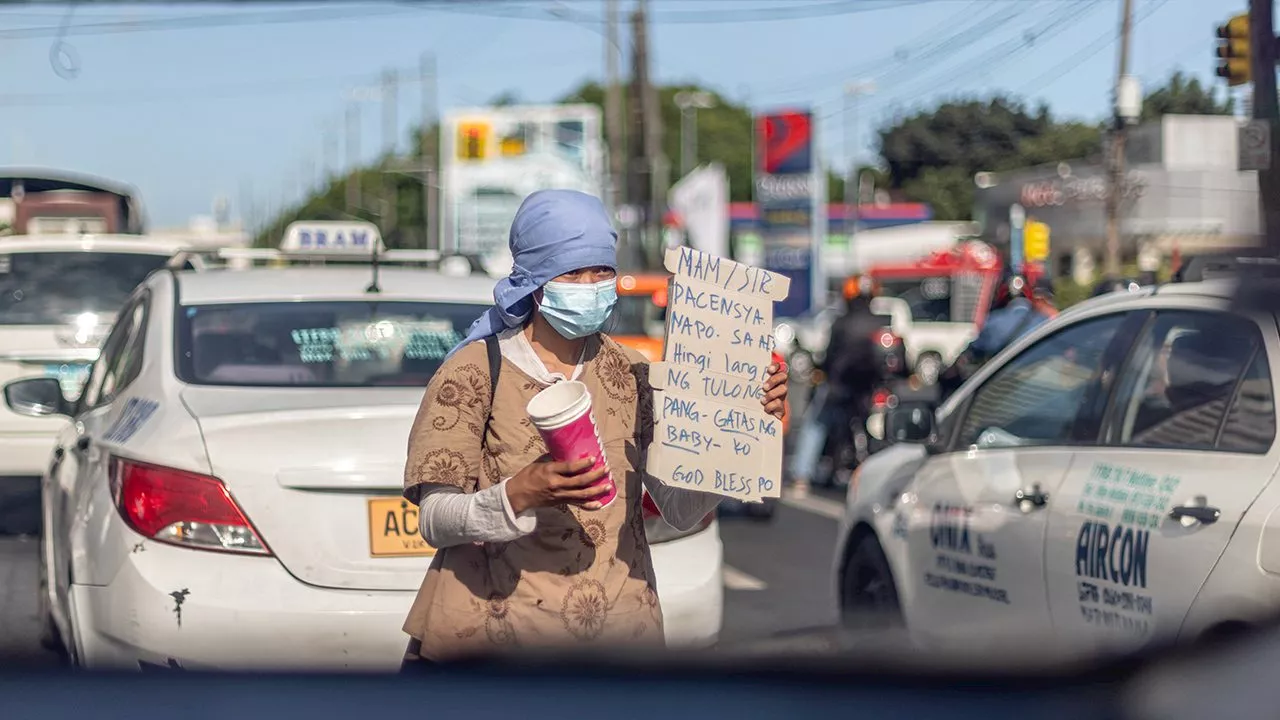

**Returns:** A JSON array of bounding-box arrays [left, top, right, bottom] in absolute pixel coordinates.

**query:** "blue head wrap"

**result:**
[[448, 189, 618, 358]]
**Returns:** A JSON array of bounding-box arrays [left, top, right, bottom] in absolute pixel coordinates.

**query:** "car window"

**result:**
[[175, 300, 482, 387], [80, 295, 144, 410], [957, 314, 1126, 448], [1109, 310, 1268, 452], [1219, 351, 1276, 453], [0, 251, 168, 326], [878, 278, 952, 323], [97, 296, 149, 405]]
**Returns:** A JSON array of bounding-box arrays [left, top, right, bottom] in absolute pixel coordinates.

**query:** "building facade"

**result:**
[[972, 115, 1260, 282]]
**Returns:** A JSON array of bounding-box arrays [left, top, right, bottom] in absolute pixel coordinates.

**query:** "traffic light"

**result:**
[[1216, 13, 1251, 87], [456, 122, 489, 161]]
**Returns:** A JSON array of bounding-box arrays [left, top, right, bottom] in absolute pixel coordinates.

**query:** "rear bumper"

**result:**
[[72, 539, 415, 672], [649, 520, 724, 648], [74, 521, 726, 670]]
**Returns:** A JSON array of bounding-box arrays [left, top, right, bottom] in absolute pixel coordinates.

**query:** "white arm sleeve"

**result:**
[[417, 479, 538, 548], [641, 473, 723, 531]]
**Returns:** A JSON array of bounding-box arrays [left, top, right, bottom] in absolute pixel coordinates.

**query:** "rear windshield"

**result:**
[[0, 251, 170, 325], [175, 301, 484, 387], [878, 277, 954, 323]]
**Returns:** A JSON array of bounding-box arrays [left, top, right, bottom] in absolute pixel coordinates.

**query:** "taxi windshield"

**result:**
[[0, 251, 170, 326], [175, 301, 482, 387]]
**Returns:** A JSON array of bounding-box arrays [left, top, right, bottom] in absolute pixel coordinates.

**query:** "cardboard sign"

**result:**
[[646, 247, 791, 503]]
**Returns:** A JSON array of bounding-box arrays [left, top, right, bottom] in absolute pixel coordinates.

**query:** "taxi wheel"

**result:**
[[839, 534, 902, 629]]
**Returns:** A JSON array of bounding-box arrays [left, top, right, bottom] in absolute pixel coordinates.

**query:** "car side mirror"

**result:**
[[885, 401, 936, 444], [4, 377, 73, 418]]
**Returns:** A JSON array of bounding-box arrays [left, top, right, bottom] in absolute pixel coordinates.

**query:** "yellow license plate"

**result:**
[[367, 497, 436, 558]]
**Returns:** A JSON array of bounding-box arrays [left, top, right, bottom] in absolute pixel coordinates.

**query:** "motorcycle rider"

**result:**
[[788, 276, 883, 490], [938, 272, 1056, 399]]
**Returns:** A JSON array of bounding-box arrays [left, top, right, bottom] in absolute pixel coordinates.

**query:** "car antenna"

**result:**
[[366, 237, 382, 294]]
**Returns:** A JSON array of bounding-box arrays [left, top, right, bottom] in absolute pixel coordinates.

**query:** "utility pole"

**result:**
[[1250, 0, 1280, 253], [632, 0, 664, 268], [346, 102, 361, 216], [381, 68, 400, 241], [420, 51, 439, 252], [322, 119, 338, 183], [674, 90, 714, 177], [1104, 0, 1134, 280], [843, 81, 875, 248], [605, 0, 624, 220]]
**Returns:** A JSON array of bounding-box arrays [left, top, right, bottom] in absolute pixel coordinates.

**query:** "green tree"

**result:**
[[490, 90, 522, 107], [876, 96, 1104, 220], [560, 81, 758, 202], [1141, 70, 1235, 121]]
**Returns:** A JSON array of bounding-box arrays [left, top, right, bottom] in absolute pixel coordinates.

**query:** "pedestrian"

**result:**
[[787, 276, 881, 491], [398, 189, 789, 668], [938, 273, 1057, 399]]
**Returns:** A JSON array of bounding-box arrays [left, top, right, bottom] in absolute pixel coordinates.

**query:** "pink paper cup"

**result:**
[[526, 381, 616, 509]]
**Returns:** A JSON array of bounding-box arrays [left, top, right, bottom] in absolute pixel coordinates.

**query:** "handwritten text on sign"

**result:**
[[646, 247, 790, 502]]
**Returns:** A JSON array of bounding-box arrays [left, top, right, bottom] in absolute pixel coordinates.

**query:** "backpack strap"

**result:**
[[484, 334, 501, 412]]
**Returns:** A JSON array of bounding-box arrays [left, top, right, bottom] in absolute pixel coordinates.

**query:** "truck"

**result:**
[[439, 105, 606, 261]]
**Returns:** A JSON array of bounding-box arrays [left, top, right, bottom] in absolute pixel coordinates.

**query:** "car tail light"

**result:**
[[109, 457, 271, 556], [876, 330, 898, 349], [872, 389, 892, 409], [641, 490, 713, 544]]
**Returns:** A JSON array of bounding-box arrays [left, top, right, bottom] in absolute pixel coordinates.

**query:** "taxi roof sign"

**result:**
[[280, 221, 384, 254]]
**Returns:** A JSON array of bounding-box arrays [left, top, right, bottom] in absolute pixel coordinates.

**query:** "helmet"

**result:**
[[843, 275, 876, 300]]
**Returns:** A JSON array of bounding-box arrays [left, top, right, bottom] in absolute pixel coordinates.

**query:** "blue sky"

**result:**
[[0, 0, 1236, 228]]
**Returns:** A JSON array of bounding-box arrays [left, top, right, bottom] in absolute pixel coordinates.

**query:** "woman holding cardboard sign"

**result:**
[[399, 190, 788, 667]]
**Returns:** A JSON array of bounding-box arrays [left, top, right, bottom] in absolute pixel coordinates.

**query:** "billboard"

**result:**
[[754, 110, 820, 319], [441, 105, 605, 257]]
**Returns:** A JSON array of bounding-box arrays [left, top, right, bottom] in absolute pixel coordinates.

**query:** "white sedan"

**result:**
[[4, 260, 722, 671], [834, 275, 1280, 659], [0, 236, 194, 479]]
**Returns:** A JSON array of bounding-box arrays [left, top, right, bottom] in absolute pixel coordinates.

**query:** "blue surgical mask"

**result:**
[[538, 279, 618, 339]]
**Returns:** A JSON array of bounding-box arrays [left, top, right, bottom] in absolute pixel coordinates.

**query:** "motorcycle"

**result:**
[[811, 328, 911, 489]]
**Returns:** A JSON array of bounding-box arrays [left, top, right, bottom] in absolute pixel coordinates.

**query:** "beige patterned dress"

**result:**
[[401, 334, 665, 660]]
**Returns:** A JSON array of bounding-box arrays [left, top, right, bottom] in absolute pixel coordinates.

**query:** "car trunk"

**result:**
[[182, 386, 433, 592]]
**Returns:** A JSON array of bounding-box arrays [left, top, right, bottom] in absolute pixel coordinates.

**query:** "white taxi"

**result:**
[[834, 271, 1280, 658], [0, 236, 195, 479], [3, 224, 722, 670]]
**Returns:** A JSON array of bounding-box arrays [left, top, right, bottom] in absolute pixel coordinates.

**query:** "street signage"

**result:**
[[281, 221, 383, 254], [754, 109, 818, 319], [1239, 119, 1271, 171]]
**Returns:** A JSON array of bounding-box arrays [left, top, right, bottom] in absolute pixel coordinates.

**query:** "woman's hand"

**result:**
[[761, 361, 789, 420], [506, 456, 612, 514]]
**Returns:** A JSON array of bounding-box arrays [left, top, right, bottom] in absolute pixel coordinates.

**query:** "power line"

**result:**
[[754, 1, 1017, 97], [0, 45, 595, 107], [1016, 0, 1171, 94], [849, 0, 1105, 116], [429, 0, 937, 26], [0, 5, 418, 40]]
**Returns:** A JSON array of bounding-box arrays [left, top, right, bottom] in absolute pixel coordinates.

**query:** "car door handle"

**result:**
[[1014, 484, 1050, 510], [53, 446, 64, 460], [1170, 505, 1220, 525], [74, 436, 91, 453]]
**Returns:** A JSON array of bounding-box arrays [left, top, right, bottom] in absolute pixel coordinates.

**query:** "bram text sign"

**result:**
[[646, 247, 790, 502]]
